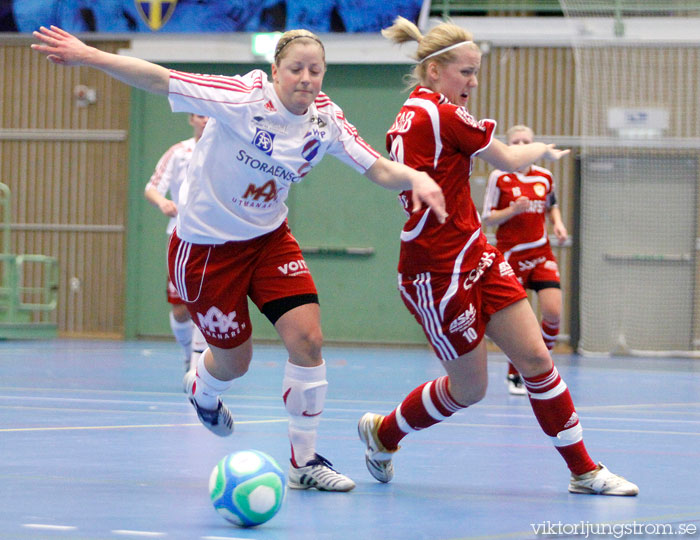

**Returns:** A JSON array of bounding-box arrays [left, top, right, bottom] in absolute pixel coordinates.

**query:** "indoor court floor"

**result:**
[[1, 339, 699, 540]]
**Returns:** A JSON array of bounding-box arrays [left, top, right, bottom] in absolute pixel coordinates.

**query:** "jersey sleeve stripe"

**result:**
[[338, 138, 381, 166], [171, 69, 262, 90], [314, 92, 332, 107], [172, 76, 261, 94], [170, 70, 263, 94], [354, 139, 380, 158], [169, 91, 265, 107]]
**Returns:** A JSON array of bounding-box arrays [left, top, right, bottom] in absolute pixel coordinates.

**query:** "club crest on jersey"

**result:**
[[135, 0, 177, 31], [302, 139, 320, 162], [253, 128, 275, 156], [534, 183, 546, 197]]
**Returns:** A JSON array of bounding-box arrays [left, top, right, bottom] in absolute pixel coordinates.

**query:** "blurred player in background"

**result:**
[[482, 125, 568, 395], [357, 16, 638, 497], [32, 24, 445, 492], [145, 113, 209, 375]]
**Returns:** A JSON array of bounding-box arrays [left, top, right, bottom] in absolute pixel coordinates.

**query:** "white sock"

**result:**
[[191, 350, 233, 410], [283, 360, 327, 467], [189, 325, 207, 372], [169, 312, 193, 361]]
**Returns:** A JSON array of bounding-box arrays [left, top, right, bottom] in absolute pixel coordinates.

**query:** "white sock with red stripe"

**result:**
[[523, 366, 596, 475], [283, 360, 327, 467], [378, 376, 466, 450]]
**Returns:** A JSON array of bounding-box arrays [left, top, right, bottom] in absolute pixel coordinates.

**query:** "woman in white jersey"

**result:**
[[32, 25, 447, 492], [145, 113, 209, 375], [357, 17, 638, 496], [482, 125, 568, 395]]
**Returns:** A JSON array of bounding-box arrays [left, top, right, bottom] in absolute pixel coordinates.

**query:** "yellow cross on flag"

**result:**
[[134, 0, 178, 31]]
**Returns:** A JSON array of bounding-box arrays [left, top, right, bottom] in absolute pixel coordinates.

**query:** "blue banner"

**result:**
[[3, 1, 425, 33]]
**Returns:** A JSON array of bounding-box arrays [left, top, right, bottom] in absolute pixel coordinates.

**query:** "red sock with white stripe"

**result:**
[[377, 376, 466, 450], [541, 320, 559, 351], [523, 366, 596, 475]]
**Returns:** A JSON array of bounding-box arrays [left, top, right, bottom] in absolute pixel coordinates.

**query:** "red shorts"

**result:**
[[167, 276, 185, 305], [399, 243, 526, 361], [167, 221, 317, 349], [503, 244, 560, 290]]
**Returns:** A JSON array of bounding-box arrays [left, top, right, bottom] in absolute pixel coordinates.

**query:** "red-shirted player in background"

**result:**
[[357, 16, 638, 496], [482, 125, 568, 395]]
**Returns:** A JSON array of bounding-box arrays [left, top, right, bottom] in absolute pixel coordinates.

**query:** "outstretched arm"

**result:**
[[31, 26, 170, 95], [479, 138, 569, 172], [364, 156, 447, 223]]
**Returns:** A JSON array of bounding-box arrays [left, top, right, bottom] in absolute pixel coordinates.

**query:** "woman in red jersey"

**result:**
[[483, 125, 568, 395], [357, 16, 638, 496]]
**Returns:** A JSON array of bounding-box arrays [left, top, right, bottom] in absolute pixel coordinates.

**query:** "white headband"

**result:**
[[419, 40, 474, 63]]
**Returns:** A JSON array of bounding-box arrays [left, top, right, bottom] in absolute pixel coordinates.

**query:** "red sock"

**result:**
[[507, 362, 519, 376], [378, 376, 465, 450], [523, 366, 596, 475], [541, 320, 559, 351]]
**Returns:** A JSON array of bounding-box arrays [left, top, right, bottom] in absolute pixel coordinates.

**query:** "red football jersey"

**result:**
[[386, 86, 496, 274], [482, 165, 556, 253]]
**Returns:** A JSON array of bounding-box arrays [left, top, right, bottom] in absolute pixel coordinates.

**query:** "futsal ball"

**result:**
[[208, 450, 286, 527]]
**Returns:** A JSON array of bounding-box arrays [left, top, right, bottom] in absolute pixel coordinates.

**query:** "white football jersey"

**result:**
[[145, 137, 195, 235], [168, 69, 380, 244]]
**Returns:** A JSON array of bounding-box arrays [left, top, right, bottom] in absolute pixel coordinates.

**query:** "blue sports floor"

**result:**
[[1, 339, 699, 540]]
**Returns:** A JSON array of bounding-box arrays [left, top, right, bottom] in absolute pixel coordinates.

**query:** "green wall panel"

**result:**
[[126, 63, 427, 345]]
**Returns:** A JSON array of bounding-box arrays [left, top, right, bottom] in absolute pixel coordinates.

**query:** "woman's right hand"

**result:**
[[410, 171, 447, 223], [31, 26, 94, 66], [542, 144, 570, 162]]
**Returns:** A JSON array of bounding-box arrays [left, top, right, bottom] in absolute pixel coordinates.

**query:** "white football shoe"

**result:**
[[568, 463, 639, 496]]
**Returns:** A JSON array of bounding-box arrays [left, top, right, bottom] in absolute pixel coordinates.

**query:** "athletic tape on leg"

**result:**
[[283, 379, 328, 418], [551, 423, 583, 447]]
